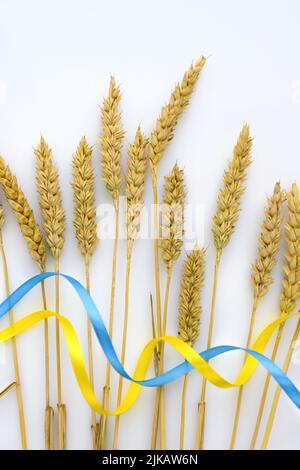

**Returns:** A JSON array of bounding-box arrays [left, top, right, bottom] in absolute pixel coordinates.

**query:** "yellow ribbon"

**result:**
[[0, 310, 298, 415]]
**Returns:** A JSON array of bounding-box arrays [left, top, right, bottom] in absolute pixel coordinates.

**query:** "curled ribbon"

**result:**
[[0, 272, 300, 415]]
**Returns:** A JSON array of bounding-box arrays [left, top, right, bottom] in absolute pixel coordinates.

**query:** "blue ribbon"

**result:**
[[0, 272, 300, 408]]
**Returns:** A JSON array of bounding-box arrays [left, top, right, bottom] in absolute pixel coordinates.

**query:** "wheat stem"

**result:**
[[40, 280, 54, 450], [158, 267, 172, 450], [113, 239, 133, 449], [250, 324, 284, 449], [84, 256, 97, 448], [0, 382, 16, 398], [230, 299, 258, 449], [196, 253, 220, 449], [179, 374, 189, 450], [97, 199, 120, 449], [0, 224, 27, 449], [150, 178, 162, 449], [55, 256, 66, 450], [261, 318, 300, 449], [149, 293, 160, 450]]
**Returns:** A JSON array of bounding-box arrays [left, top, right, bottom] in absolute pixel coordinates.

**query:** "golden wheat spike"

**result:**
[[0, 156, 46, 271], [212, 124, 253, 256], [72, 136, 98, 258], [34, 136, 65, 259]]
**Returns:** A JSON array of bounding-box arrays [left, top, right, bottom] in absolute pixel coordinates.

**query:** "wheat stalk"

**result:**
[[0, 204, 27, 449], [252, 183, 300, 450], [98, 76, 124, 450], [149, 56, 205, 450], [178, 246, 205, 449], [113, 127, 148, 449], [34, 136, 66, 450], [156, 163, 186, 447], [72, 136, 98, 448], [196, 124, 253, 450], [0, 155, 53, 448], [230, 181, 284, 449]]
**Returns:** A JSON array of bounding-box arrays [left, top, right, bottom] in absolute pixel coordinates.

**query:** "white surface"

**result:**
[[0, 0, 299, 450]]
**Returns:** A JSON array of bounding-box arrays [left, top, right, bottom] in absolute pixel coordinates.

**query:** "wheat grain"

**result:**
[[149, 56, 206, 174], [0, 156, 46, 271], [178, 246, 205, 346], [212, 124, 253, 256], [72, 136, 98, 258], [280, 183, 300, 313], [125, 127, 148, 241], [160, 163, 186, 270], [100, 76, 125, 203], [252, 182, 284, 301], [34, 136, 65, 259]]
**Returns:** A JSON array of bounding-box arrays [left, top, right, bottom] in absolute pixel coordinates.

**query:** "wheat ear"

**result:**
[[230, 182, 284, 449], [0, 155, 53, 449], [149, 56, 206, 450], [100, 76, 125, 204], [158, 163, 186, 448], [113, 127, 148, 449], [34, 136, 66, 450], [196, 124, 253, 450], [255, 183, 300, 449], [0, 204, 27, 449], [98, 76, 124, 450], [178, 246, 205, 449], [149, 56, 206, 174], [0, 156, 46, 270], [72, 136, 98, 448]]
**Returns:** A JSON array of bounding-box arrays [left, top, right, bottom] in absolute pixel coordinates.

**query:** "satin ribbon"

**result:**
[[0, 272, 300, 415]]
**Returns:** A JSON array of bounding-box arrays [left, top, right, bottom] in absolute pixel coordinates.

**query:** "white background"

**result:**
[[0, 0, 299, 450]]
